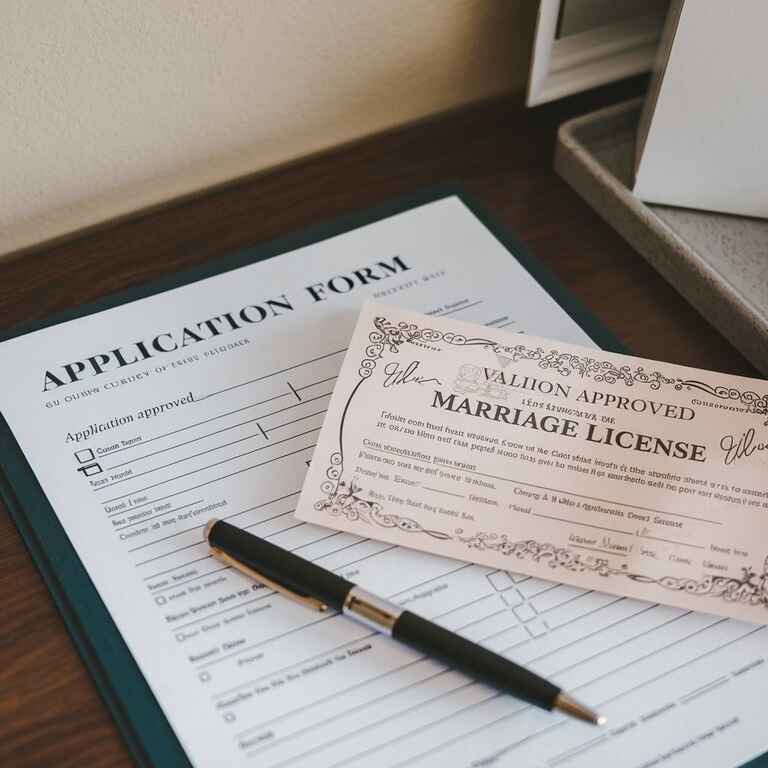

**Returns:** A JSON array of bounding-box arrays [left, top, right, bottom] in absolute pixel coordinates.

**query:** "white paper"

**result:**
[[0, 196, 766, 767]]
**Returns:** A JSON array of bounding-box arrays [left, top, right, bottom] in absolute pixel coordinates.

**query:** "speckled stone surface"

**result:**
[[555, 98, 768, 374]]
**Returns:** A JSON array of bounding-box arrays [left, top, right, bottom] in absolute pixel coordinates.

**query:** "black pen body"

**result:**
[[392, 610, 560, 710], [206, 519, 353, 610], [207, 519, 561, 712]]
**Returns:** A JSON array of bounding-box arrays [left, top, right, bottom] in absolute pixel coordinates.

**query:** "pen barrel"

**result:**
[[393, 611, 560, 710], [207, 520, 353, 610]]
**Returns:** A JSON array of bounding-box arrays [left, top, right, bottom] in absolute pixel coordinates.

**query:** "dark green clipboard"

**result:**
[[1, 187, 764, 767]]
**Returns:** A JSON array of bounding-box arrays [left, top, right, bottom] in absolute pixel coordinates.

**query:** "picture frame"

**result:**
[[527, 0, 668, 106]]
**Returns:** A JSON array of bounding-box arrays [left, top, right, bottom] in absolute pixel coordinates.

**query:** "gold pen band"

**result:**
[[209, 546, 328, 612]]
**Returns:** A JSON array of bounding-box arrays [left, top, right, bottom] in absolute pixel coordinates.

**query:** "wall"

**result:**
[[0, 1, 536, 259]]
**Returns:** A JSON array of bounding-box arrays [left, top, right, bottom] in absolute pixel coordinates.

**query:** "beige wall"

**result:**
[[1, 1, 536, 259]]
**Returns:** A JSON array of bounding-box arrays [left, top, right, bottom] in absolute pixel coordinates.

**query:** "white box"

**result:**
[[634, 0, 768, 218]]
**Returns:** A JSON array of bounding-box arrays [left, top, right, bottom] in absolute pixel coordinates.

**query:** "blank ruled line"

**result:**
[[330, 545, 399, 572], [298, 375, 337, 391], [291, 530, 342, 552], [129, 523, 207, 553], [366, 445, 721, 526], [313, 538, 368, 562], [239, 655, 426, 736], [149, 566, 230, 594], [680, 676, 729, 704], [115, 499, 204, 532], [161, 519, 303, 579], [597, 626, 764, 708], [200, 348, 347, 400], [256, 677, 481, 763], [533, 512, 630, 537], [277, 685, 501, 768], [641, 534, 705, 550], [548, 732, 610, 766], [549, 610, 690, 679], [104, 392, 290, 457], [144, 554, 212, 581], [422, 486, 465, 499], [287, 381, 301, 402], [221, 632, 379, 703], [574, 618, 725, 695], [389, 563, 474, 599], [154, 520, 307, 601], [513, 603, 657, 666], [104, 396, 283, 468], [198, 613, 338, 669], [438, 299, 483, 316], [103, 390, 331, 471], [571, 544, 628, 558], [135, 509, 294, 566], [173, 593, 274, 631], [128, 489, 300, 553], [268, 409, 328, 435], [117, 443, 314, 515], [101, 426, 320, 496]]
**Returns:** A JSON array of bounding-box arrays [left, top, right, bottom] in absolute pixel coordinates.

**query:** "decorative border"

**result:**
[[457, 534, 768, 608], [313, 314, 768, 611]]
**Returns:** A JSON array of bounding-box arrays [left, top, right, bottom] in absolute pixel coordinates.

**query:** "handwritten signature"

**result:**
[[719, 427, 768, 465], [382, 360, 441, 389]]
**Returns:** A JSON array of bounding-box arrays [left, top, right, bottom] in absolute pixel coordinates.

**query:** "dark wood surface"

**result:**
[[0, 80, 758, 767]]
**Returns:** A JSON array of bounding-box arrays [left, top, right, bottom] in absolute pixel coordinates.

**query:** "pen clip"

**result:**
[[209, 547, 328, 612]]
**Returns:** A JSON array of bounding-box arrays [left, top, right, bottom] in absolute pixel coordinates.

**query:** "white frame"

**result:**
[[527, 0, 666, 106]]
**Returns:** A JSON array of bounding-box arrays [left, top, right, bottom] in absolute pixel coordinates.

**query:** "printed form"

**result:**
[[0, 197, 765, 767]]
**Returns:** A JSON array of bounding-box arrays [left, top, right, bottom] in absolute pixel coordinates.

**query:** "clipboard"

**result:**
[[1, 186, 763, 767]]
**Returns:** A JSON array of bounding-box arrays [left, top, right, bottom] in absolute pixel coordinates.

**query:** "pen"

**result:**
[[204, 518, 605, 726]]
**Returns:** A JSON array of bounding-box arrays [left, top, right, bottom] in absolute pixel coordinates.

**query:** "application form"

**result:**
[[0, 197, 765, 767]]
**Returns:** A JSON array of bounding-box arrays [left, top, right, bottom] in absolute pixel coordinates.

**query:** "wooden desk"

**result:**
[[0, 82, 757, 767]]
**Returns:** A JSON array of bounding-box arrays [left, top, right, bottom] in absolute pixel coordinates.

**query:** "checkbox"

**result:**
[[502, 590, 522, 608], [487, 571, 514, 591], [514, 603, 536, 622], [74, 448, 95, 463], [77, 463, 103, 477], [525, 619, 548, 638], [154, 595, 167, 606]]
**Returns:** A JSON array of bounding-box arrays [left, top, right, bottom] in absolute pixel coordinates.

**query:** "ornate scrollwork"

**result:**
[[456, 532, 768, 610], [315, 458, 451, 541], [673, 379, 768, 416], [477, 343, 678, 391], [359, 315, 497, 378]]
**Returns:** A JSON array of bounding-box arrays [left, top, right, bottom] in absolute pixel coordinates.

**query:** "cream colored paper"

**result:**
[[297, 301, 768, 624]]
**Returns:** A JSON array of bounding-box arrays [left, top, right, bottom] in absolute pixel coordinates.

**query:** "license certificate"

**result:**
[[297, 301, 768, 625]]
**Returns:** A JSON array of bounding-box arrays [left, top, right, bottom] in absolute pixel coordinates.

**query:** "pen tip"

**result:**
[[204, 518, 220, 543], [553, 692, 605, 726]]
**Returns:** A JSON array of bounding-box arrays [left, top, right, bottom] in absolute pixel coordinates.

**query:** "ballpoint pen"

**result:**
[[205, 518, 606, 726]]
